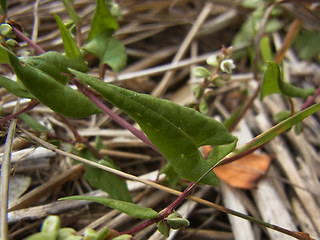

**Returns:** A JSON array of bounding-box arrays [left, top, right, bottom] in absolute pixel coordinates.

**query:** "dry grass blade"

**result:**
[[1, 101, 19, 240]]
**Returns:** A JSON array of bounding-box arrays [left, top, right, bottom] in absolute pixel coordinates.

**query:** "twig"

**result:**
[[0, 100, 19, 240], [0, 99, 40, 125]]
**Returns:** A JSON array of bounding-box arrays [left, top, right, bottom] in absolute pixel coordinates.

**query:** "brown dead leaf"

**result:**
[[213, 153, 271, 189]]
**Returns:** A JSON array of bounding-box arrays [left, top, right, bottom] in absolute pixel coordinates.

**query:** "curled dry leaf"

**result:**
[[213, 153, 272, 189]]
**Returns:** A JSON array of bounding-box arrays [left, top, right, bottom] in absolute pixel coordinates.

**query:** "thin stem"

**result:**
[[1, 100, 19, 240], [12, 26, 45, 54], [58, 114, 103, 159], [275, 19, 302, 64], [0, 99, 39, 125], [73, 78, 159, 153], [301, 86, 320, 110]]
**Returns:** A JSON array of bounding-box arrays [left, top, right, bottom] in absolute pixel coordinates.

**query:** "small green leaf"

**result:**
[[193, 66, 211, 78], [41, 215, 60, 237], [21, 51, 89, 84], [199, 98, 208, 114], [19, 113, 48, 132], [0, 45, 101, 118], [80, 137, 132, 202], [273, 110, 291, 123], [59, 196, 159, 220], [261, 61, 315, 99], [0, 75, 34, 98], [294, 29, 320, 59], [83, 31, 127, 72], [206, 55, 218, 67], [54, 14, 83, 62], [157, 220, 170, 238], [112, 234, 132, 240], [260, 36, 273, 62], [193, 85, 204, 99], [166, 217, 189, 230], [70, 69, 237, 185], [83, 228, 98, 240], [57, 228, 82, 240], [62, 0, 81, 24], [24, 233, 55, 240], [0, 23, 12, 36], [96, 226, 110, 240], [84, 159, 132, 202], [207, 138, 238, 166], [87, 0, 118, 42], [160, 163, 181, 188]]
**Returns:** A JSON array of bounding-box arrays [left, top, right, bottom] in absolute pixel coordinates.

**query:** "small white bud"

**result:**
[[206, 55, 218, 67]]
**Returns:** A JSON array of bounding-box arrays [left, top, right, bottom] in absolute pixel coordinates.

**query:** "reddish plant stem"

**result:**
[[301, 86, 320, 111], [73, 78, 160, 153], [0, 99, 40, 125], [12, 26, 45, 54], [58, 114, 103, 159]]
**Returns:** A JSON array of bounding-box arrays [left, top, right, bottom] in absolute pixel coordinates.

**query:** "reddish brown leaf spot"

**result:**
[[213, 153, 271, 189]]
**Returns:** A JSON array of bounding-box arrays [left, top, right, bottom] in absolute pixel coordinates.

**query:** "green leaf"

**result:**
[[261, 61, 315, 99], [0, 75, 34, 98], [0, 45, 101, 118], [70, 69, 237, 185], [41, 215, 60, 234], [294, 29, 320, 59], [19, 113, 48, 132], [160, 163, 181, 188], [157, 220, 170, 238], [233, 103, 320, 156], [83, 31, 127, 72], [57, 228, 82, 240], [207, 138, 238, 166], [59, 196, 159, 220], [21, 51, 89, 84], [80, 137, 132, 202], [83, 158, 132, 202], [260, 36, 273, 62], [112, 234, 132, 240], [193, 66, 211, 78], [223, 102, 246, 130], [0, 0, 7, 14], [54, 14, 83, 62], [96, 226, 110, 240], [273, 110, 291, 123], [62, 0, 80, 24], [0, 23, 12, 36], [24, 232, 55, 240], [87, 0, 118, 42]]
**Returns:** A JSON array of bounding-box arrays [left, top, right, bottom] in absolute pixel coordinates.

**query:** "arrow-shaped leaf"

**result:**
[[70, 69, 237, 185], [83, 30, 127, 72], [0, 45, 101, 118]]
